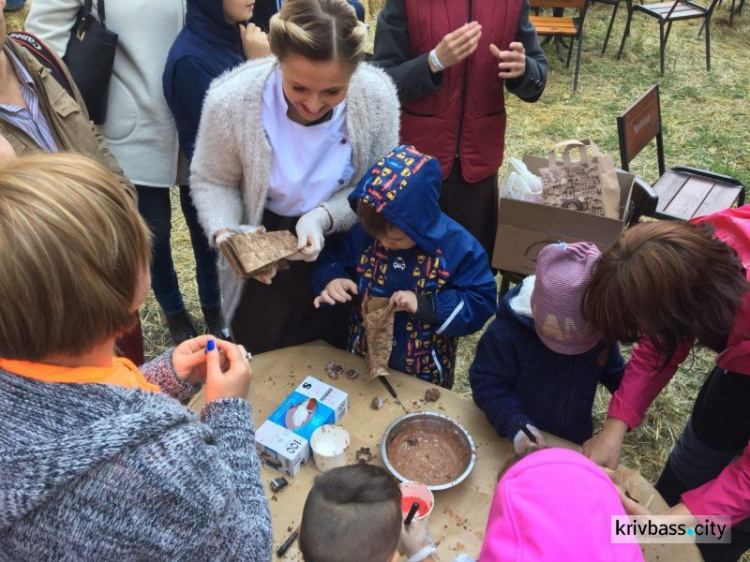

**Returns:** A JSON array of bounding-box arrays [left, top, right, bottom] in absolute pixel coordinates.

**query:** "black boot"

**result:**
[[202, 306, 232, 341], [165, 311, 198, 344]]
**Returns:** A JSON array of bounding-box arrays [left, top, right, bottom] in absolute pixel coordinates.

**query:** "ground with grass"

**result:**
[[7, 0, 749, 537]]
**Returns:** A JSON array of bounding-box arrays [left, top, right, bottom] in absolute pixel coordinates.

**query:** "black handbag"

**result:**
[[63, 0, 118, 124]]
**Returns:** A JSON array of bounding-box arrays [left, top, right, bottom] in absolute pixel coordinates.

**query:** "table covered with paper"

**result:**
[[188, 342, 700, 561]]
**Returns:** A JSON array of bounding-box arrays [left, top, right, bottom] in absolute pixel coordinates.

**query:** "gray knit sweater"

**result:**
[[0, 353, 272, 561]]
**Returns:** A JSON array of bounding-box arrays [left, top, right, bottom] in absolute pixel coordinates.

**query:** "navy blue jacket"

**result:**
[[312, 146, 496, 388], [163, 0, 245, 161], [469, 285, 624, 445]]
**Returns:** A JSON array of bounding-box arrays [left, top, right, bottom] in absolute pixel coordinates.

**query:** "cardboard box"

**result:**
[[255, 376, 349, 476], [492, 154, 635, 275]]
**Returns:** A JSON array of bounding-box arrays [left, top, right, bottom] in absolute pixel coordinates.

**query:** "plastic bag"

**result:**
[[499, 157, 543, 203]]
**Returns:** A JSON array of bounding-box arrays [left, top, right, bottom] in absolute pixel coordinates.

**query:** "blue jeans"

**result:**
[[136, 185, 221, 316], [4, 0, 27, 11]]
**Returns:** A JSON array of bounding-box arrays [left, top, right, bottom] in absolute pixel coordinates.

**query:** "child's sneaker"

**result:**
[[202, 306, 232, 341]]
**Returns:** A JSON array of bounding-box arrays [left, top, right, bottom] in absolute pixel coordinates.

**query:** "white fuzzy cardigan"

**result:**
[[190, 58, 400, 322]]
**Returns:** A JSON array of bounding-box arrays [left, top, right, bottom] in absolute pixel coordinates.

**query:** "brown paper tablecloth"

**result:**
[[188, 342, 701, 562]]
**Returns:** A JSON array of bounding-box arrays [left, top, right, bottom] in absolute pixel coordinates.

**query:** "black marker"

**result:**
[[519, 423, 538, 444], [404, 502, 420, 526], [276, 527, 299, 558], [379, 376, 398, 399]]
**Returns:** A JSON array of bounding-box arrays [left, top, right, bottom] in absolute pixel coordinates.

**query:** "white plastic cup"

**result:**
[[310, 424, 350, 472], [399, 481, 435, 521]]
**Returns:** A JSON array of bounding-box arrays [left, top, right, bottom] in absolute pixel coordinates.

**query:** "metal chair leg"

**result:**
[[705, 16, 711, 70], [617, 4, 634, 59], [659, 20, 666, 75], [602, 0, 620, 53], [565, 32, 575, 67]]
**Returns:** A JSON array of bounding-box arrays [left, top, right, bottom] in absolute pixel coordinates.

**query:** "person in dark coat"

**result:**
[[162, 0, 271, 342], [372, 0, 548, 260], [470, 243, 624, 453]]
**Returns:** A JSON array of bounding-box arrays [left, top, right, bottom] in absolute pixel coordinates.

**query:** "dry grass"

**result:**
[[7, 2, 749, 544]]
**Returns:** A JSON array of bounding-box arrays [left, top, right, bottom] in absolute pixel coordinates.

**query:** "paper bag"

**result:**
[[539, 139, 621, 219], [218, 229, 298, 279], [363, 297, 395, 381]]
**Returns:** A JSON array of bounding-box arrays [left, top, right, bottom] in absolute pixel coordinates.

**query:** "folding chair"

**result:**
[[616, 0, 722, 75], [529, 0, 588, 90], [617, 85, 745, 221]]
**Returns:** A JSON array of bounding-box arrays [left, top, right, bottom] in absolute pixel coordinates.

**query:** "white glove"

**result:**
[[400, 518, 436, 561], [512, 424, 546, 456], [290, 207, 330, 262], [214, 224, 263, 245]]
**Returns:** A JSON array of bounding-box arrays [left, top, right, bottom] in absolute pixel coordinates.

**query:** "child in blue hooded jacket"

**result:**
[[312, 145, 496, 388]]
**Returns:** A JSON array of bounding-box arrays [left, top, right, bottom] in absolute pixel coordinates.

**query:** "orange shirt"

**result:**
[[0, 356, 161, 393]]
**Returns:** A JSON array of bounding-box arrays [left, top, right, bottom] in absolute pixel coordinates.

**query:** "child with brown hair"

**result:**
[[300, 464, 436, 562], [311, 145, 496, 388]]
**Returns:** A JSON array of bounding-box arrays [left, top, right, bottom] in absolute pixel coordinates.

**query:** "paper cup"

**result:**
[[310, 424, 350, 472], [399, 481, 435, 521]]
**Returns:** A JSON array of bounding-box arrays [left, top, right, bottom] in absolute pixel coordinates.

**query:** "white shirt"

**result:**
[[262, 66, 353, 217]]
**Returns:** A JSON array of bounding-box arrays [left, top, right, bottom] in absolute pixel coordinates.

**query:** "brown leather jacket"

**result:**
[[0, 40, 135, 202]]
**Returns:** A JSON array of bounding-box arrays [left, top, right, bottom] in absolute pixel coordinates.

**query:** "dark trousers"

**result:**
[[136, 185, 221, 316], [439, 158, 498, 261], [656, 366, 750, 561], [231, 211, 350, 355]]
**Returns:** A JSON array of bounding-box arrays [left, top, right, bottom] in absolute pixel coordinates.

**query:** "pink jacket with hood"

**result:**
[[479, 448, 644, 561], [607, 206, 750, 524]]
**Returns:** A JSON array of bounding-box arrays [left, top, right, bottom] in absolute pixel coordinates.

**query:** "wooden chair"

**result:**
[[498, 176, 658, 296], [617, 85, 745, 221], [529, 0, 588, 90], [616, 0, 722, 75]]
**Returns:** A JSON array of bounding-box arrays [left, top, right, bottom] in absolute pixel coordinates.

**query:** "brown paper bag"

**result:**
[[363, 297, 395, 381], [218, 229, 298, 279], [539, 139, 621, 219]]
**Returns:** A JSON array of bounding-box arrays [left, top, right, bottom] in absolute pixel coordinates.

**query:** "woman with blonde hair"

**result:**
[[190, 0, 399, 353], [582, 217, 750, 561], [0, 153, 272, 560]]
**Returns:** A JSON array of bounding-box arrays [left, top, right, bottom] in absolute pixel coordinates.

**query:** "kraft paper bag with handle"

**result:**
[[363, 296, 395, 381], [539, 139, 621, 219], [218, 229, 298, 279]]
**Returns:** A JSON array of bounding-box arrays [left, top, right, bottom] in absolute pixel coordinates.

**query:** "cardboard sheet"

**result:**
[[218, 229, 298, 279], [188, 342, 700, 562]]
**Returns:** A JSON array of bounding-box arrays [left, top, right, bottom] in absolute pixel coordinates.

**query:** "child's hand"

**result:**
[[512, 425, 546, 456], [390, 290, 418, 313], [314, 278, 358, 307], [399, 517, 436, 561], [172, 334, 231, 385], [204, 339, 253, 403]]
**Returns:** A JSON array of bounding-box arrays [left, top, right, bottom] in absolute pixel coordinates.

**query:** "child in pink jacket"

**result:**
[[479, 448, 643, 561]]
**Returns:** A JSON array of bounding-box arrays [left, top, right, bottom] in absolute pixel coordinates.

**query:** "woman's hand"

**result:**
[[583, 417, 629, 469], [432, 22, 483, 71], [291, 207, 331, 262], [205, 339, 253, 403], [490, 42, 526, 80], [240, 23, 271, 60], [314, 278, 358, 307], [390, 290, 418, 314]]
